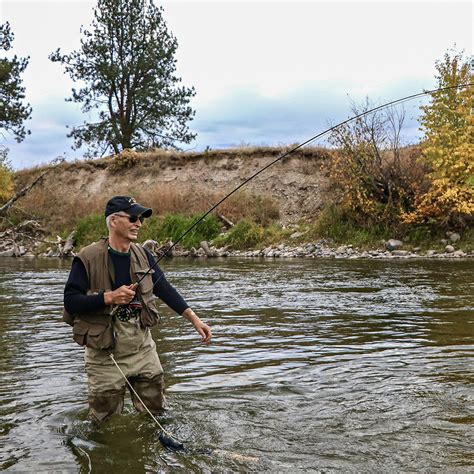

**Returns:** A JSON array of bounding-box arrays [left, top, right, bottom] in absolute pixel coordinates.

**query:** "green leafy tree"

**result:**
[[0, 21, 31, 143], [403, 49, 474, 227], [50, 0, 196, 157]]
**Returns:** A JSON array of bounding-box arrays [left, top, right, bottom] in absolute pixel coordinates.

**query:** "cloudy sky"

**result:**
[[0, 0, 472, 169]]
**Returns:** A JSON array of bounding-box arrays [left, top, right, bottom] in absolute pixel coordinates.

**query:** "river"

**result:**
[[0, 257, 473, 472]]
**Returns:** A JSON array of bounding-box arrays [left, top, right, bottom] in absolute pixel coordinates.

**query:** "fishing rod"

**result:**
[[110, 82, 473, 449], [125, 82, 473, 289]]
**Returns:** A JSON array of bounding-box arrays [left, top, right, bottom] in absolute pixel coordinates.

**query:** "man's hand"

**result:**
[[182, 308, 212, 343], [104, 284, 136, 306]]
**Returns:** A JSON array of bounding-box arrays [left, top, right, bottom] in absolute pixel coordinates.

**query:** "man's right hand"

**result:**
[[104, 285, 136, 306]]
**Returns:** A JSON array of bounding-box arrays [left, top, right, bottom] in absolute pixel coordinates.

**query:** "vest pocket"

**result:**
[[72, 318, 114, 350]]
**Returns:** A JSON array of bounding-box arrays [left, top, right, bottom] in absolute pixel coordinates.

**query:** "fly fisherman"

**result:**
[[63, 196, 212, 423]]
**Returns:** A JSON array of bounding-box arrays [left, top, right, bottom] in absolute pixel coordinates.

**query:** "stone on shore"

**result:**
[[385, 239, 403, 251]]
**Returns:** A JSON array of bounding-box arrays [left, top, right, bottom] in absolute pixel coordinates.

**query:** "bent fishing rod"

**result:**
[[109, 82, 473, 448], [116, 82, 473, 303]]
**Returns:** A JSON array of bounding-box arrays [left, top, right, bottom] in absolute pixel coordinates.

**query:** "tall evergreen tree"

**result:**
[[0, 21, 31, 143], [50, 0, 196, 156]]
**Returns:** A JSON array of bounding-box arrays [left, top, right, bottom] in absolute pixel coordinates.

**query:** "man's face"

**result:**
[[111, 212, 144, 241]]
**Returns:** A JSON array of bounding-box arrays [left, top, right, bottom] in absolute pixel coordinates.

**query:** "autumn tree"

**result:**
[[0, 147, 13, 203], [50, 0, 196, 157], [403, 50, 474, 228], [0, 21, 31, 143], [328, 98, 426, 225]]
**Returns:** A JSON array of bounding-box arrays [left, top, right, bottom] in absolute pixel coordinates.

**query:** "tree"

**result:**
[[50, 0, 196, 157], [403, 50, 474, 227], [0, 21, 32, 143], [0, 146, 13, 203], [328, 98, 426, 225]]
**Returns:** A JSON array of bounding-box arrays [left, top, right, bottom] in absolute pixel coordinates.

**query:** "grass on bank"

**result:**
[[73, 212, 222, 250], [303, 204, 474, 252], [48, 205, 474, 254]]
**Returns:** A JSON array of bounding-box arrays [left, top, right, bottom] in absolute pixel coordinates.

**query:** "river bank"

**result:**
[[1, 227, 472, 260]]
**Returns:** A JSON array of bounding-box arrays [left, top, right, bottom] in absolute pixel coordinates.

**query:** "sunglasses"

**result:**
[[114, 213, 145, 224]]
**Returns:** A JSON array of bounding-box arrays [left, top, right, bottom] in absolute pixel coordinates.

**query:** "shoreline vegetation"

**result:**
[[0, 145, 472, 260], [1, 52, 472, 260]]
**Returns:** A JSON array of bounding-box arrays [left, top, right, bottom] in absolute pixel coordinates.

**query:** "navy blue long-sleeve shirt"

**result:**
[[64, 246, 189, 315]]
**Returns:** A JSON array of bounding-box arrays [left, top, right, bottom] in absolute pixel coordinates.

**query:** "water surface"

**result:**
[[0, 257, 473, 472]]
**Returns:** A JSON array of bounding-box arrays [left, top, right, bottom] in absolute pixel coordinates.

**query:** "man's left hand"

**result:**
[[182, 308, 212, 343]]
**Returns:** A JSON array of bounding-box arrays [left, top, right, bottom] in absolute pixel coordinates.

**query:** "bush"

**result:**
[[108, 149, 139, 172], [214, 219, 265, 249], [310, 204, 391, 248], [75, 213, 108, 247], [152, 213, 221, 249], [0, 150, 13, 203]]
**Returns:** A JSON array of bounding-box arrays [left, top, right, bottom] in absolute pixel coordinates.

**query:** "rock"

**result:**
[[445, 245, 455, 253], [290, 231, 304, 240], [195, 248, 206, 257], [61, 230, 76, 256], [449, 233, 461, 243], [440, 239, 448, 245], [426, 250, 437, 257], [413, 247, 421, 252], [392, 250, 409, 257], [142, 239, 159, 254], [452, 250, 466, 257], [385, 239, 403, 251], [200, 241, 215, 257], [0, 249, 15, 257]]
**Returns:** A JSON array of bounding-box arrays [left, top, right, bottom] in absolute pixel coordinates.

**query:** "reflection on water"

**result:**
[[0, 257, 473, 471]]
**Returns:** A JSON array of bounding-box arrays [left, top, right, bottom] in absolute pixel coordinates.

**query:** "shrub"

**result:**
[[75, 213, 108, 247], [108, 149, 139, 172], [214, 219, 265, 249], [0, 149, 13, 203], [310, 204, 391, 248], [152, 213, 221, 249]]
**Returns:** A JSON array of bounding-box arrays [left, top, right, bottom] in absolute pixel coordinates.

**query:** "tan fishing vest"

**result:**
[[63, 238, 160, 350]]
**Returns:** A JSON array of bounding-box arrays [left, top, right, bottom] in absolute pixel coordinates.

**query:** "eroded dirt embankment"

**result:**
[[13, 147, 335, 226]]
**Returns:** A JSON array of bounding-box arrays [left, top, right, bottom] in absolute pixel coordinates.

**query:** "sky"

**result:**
[[0, 0, 472, 169]]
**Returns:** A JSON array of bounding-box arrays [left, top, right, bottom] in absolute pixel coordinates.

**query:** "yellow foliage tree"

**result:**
[[0, 148, 13, 203], [403, 50, 474, 227], [328, 98, 427, 226]]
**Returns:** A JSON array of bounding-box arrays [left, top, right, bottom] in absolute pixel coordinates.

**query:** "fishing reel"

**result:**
[[113, 298, 142, 321]]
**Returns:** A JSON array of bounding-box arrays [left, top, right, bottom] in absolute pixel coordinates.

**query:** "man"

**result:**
[[64, 195, 212, 423]]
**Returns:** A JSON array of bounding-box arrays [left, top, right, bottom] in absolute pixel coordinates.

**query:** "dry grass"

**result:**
[[10, 180, 280, 233], [11, 145, 329, 232]]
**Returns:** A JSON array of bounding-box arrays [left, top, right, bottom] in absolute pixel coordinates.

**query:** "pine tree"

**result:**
[[50, 0, 196, 157], [0, 22, 32, 143]]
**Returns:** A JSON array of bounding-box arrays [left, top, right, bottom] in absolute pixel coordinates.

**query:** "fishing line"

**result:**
[[108, 82, 472, 447], [108, 352, 185, 450], [124, 82, 473, 294]]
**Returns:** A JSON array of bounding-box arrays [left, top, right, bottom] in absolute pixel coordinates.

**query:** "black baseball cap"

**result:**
[[105, 196, 153, 218]]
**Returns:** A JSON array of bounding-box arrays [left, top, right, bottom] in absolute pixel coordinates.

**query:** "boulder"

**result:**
[[385, 239, 403, 251], [445, 245, 455, 253], [392, 250, 409, 257], [0, 249, 15, 257]]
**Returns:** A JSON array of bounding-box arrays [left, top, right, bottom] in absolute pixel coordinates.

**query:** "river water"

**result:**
[[0, 257, 473, 472]]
